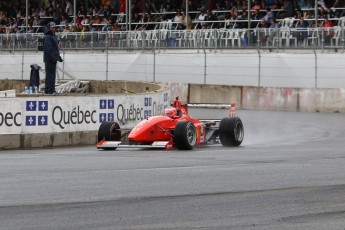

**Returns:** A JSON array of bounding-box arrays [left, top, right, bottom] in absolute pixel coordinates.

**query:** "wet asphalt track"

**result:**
[[1, 109, 345, 230]]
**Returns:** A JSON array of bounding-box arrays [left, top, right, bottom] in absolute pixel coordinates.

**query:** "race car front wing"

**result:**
[[97, 139, 174, 150]]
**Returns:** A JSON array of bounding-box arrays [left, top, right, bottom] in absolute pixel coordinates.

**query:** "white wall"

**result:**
[[1, 49, 345, 88], [0, 92, 170, 135]]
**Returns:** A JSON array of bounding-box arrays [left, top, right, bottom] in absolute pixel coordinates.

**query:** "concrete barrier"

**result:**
[[241, 87, 298, 111], [189, 84, 242, 105], [299, 88, 345, 113], [2, 80, 345, 150], [0, 89, 16, 98], [188, 84, 345, 113], [0, 80, 28, 94], [0, 80, 171, 150]]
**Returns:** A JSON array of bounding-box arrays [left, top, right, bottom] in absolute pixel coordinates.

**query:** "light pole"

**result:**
[[74, 0, 76, 27], [25, 0, 29, 32]]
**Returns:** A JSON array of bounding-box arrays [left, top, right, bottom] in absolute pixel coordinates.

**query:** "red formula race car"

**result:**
[[96, 102, 244, 150]]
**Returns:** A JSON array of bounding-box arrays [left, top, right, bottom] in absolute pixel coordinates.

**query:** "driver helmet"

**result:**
[[164, 107, 177, 118]]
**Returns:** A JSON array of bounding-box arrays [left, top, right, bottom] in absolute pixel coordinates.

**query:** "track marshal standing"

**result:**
[[43, 21, 63, 94]]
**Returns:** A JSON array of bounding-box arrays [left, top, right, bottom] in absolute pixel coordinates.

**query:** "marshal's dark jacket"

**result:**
[[43, 28, 60, 63]]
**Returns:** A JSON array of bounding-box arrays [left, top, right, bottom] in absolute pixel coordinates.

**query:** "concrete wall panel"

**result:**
[[299, 88, 345, 113], [241, 87, 299, 111], [189, 84, 242, 105]]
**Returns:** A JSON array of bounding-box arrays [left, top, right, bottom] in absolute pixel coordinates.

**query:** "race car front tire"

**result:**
[[219, 117, 244, 146], [174, 121, 197, 150], [98, 121, 121, 150]]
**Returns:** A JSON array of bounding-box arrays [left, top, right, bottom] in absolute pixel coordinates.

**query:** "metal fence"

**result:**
[[1, 27, 345, 52]]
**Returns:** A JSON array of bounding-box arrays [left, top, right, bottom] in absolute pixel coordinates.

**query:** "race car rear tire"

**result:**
[[98, 122, 121, 150], [174, 121, 197, 150], [219, 117, 244, 147]]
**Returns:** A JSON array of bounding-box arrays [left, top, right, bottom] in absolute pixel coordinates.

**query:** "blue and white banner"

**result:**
[[0, 91, 170, 134]]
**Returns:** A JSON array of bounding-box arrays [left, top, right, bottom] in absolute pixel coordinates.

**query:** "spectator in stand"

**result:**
[[89, 15, 95, 24], [230, 1, 240, 20], [32, 8, 40, 18], [271, 0, 283, 9], [46, 1, 54, 17], [27, 24, 34, 33], [102, 16, 111, 31], [97, 5, 105, 16], [32, 16, 40, 27], [333, 0, 344, 18], [60, 25, 70, 48], [319, 7, 330, 19], [239, 0, 248, 11], [258, 19, 269, 28], [111, 23, 120, 31], [39, 6, 47, 17], [89, 22, 96, 32], [131, 12, 141, 30], [14, 17, 22, 28], [7, 3, 17, 19], [87, 7, 94, 16], [81, 24, 87, 33], [54, 1, 62, 17], [322, 16, 333, 28], [158, 4, 168, 20], [262, 7, 274, 26], [173, 10, 183, 29], [278, 0, 295, 19], [119, 1, 126, 14], [81, 15, 89, 25], [296, 17, 308, 43], [237, 9, 249, 28], [188, 0, 198, 11], [182, 11, 192, 30], [199, 1, 208, 12], [296, 17, 308, 28], [93, 15, 101, 24], [269, 18, 280, 28], [79, 2, 87, 16], [251, 9, 263, 27], [294, 8, 303, 19], [65, 0, 73, 17], [60, 14, 68, 27], [207, 10, 218, 28], [267, 18, 280, 44], [0, 10, 6, 21], [103, 4, 113, 18], [174, 0, 183, 12], [145, 12, 155, 30], [15, 8, 21, 18], [102, 15, 110, 24], [75, 15, 82, 25], [131, 3, 140, 15], [322, 16, 334, 43], [52, 15, 61, 32], [252, 0, 263, 10], [144, 2, 153, 14], [197, 10, 208, 29], [102, 0, 111, 6], [217, 0, 231, 20]]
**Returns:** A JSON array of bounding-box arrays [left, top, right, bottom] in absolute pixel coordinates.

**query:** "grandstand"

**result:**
[[1, 0, 345, 50]]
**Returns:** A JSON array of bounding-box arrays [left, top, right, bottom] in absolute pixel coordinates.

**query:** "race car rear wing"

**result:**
[[186, 103, 236, 117]]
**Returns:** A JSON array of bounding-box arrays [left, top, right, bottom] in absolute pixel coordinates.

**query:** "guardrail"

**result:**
[[1, 27, 345, 52]]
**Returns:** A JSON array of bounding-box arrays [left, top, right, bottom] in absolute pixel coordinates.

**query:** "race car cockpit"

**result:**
[[164, 107, 179, 118]]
